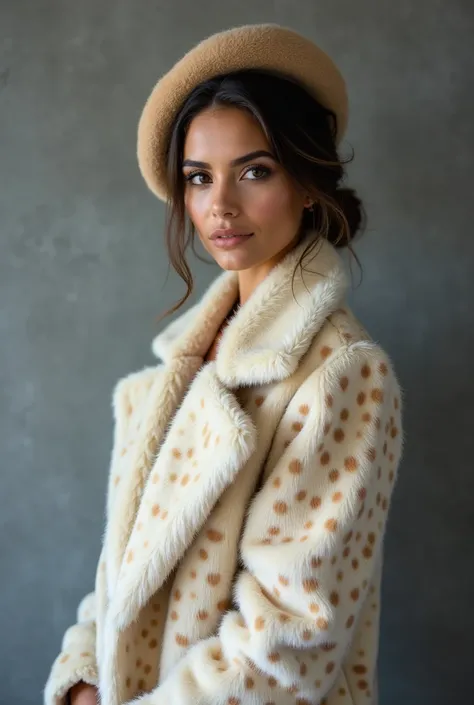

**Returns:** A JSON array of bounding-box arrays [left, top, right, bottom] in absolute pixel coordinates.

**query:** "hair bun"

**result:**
[[334, 187, 365, 240]]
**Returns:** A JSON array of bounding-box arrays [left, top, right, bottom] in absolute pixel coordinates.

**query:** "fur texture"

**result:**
[[44, 235, 403, 705]]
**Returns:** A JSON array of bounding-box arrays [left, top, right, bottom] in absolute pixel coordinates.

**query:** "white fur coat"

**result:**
[[44, 235, 403, 705]]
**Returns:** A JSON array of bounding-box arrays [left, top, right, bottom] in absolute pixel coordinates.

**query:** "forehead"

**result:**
[[183, 106, 269, 159]]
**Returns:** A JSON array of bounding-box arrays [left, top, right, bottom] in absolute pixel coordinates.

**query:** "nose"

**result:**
[[211, 181, 240, 219]]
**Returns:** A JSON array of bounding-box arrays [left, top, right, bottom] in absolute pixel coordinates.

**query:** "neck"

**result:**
[[237, 231, 303, 306]]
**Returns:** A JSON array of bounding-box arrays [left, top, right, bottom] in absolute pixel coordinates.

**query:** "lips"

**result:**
[[210, 229, 253, 240], [211, 233, 254, 249]]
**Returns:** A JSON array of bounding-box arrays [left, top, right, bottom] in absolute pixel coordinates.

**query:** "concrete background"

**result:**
[[1, 1, 473, 703]]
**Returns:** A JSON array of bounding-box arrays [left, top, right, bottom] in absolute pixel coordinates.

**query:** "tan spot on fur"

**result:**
[[357, 391, 366, 406], [151, 504, 160, 517], [278, 575, 289, 586], [344, 456, 359, 472], [207, 573, 221, 586], [126, 550, 134, 563], [273, 500, 288, 514], [272, 477, 281, 488], [149, 638, 158, 648], [325, 393, 334, 407], [289, 458, 302, 474], [175, 633, 189, 647], [170, 610, 178, 621], [311, 556, 322, 568], [321, 346, 333, 359], [309, 602, 320, 613], [310, 496, 322, 509], [340, 376, 349, 391], [320, 451, 330, 466], [255, 396, 265, 407], [59, 654, 69, 663], [245, 676, 255, 689], [172, 448, 182, 460], [197, 610, 208, 620], [332, 491, 343, 503], [254, 616, 265, 631], [207, 529, 224, 542], [174, 589, 182, 602], [303, 578, 319, 593], [325, 518, 338, 532], [299, 404, 310, 416], [292, 421, 303, 433], [268, 652, 281, 663], [296, 490, 307, 501], [302, 629, 312, 641], [268, 526, 280, 536], [371, 388, 384, 403], [316, 617, 329, 630]]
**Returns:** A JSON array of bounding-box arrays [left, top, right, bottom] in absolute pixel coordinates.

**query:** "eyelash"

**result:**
[[184, 164, 272, 186]]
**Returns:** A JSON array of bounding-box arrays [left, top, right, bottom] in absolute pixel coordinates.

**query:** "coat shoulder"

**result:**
[[297, 303, 401, 399]]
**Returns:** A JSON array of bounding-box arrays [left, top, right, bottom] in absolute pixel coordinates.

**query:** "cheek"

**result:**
[[249, 181, 302, 226]]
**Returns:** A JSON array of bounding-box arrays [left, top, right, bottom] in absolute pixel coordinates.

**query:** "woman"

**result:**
[[45, 23, 403, 705]]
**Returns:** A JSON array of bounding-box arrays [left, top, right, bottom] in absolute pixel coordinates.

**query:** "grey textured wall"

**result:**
[[1, 1, 473, 703]]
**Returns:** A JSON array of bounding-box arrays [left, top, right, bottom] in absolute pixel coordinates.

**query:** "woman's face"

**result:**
[[182, 106, 310, 274]]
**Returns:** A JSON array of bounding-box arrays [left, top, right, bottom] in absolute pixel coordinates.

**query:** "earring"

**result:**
[[307, 202, 316, 230]]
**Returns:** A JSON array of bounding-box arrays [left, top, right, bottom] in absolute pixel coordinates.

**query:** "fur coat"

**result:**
[[44, 235, 403, 705]]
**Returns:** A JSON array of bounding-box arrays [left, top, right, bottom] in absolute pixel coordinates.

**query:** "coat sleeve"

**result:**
[[43, 591, 99, 705], [44, 367, 158, 705], [128, 341, 403, 705]]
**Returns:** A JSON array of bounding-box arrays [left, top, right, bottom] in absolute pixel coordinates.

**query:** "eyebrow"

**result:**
[[182, 149, 276, 169]]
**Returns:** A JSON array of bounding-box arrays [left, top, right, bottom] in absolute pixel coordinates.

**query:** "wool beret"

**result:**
[[137, 23, 348, 201]]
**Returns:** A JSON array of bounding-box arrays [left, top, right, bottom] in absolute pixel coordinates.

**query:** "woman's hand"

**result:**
[[69, 682, 99, 705]]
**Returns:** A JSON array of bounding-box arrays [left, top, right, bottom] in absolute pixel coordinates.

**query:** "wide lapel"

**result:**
[[108, 361, 257, 630], [104, 356, 204, 599]]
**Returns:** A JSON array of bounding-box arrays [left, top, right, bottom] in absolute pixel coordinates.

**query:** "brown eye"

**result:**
[[185, 171, 211, 185], [243, 165, 271, 180]]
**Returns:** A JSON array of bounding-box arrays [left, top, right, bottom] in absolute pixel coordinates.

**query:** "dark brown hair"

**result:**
[[159, 68, 366, 321]]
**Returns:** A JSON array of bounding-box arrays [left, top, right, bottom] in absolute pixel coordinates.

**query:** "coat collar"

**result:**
[[151, 233, 349, 388]]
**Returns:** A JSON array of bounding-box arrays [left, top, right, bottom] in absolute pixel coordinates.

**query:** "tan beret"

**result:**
[[137, 23, 348, 202]]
